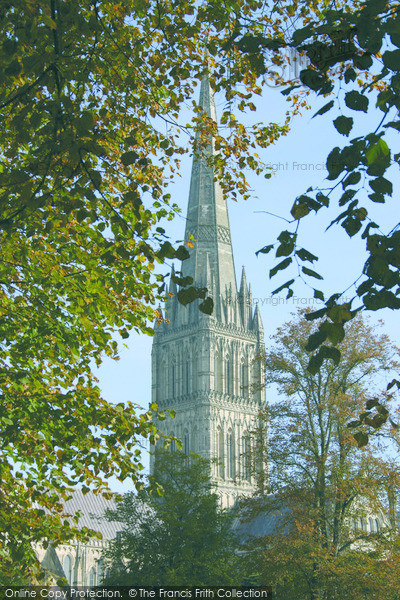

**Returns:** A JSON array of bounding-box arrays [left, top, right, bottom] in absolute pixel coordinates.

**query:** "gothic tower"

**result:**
[[151, 76, 265, 507]]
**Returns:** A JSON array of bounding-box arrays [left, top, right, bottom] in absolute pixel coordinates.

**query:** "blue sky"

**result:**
[[96, 75, 400, 490]]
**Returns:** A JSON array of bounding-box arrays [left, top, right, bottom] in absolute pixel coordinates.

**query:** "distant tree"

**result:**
[[103, 449, 242, 585], [242, 310, 400, 600]]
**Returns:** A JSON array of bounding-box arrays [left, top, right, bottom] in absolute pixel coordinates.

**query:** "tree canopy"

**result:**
[[2, 0, 400, 581], [0, 0, 287, 580], [103, 449, 242, 585]]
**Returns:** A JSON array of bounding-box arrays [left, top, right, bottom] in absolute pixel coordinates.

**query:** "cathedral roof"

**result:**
[[61, 488, 122, 540]]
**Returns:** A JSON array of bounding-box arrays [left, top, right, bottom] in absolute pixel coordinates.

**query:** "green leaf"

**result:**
[[366, 398, 379, 410], [89, 170, 102, 188], [300, 69, 332, 93], [369, 177, 392, 196], [344, 68, 356, 83], [291, 194, 325, 220], [326, 147, 344, 180], [121, 151, 139, 166], [281, 84, 302, 96], [199, 297, 214, 315], [171, 274, 193, 287], [387, 379, 400, 391], [361, 222, 379, 239], [291, 201, 311, 220], [342, 172, 361, 188], [272, 279, 295, 296], [345, 91, 369, 113], [175, 245, 190, 261], [276, 231, 296, 257], [326, 304, 353, 323], [357, 279, 373, 296], [382, 49, 400, 71], [177, 287, 198, 306], [305, 307, 328, 321], [77, 111, 94, 135], [347, 420, 362, 429], [292, 24, 313, 45], [354, 52, 373, 70], [353, 431, 369, 448], [296, 248, 318, 263], [363, 291, 400, 311], [256, 244, 274, 256], [342, 214, 363, 237], [314, 289, 324, 301], [305, 329, 328, 352], [313, 100, 334, 118], [270, 257, 292, 278], [302, 266, 323, 280], [333, 115, 353, 136], [384, 121, 400, 131], [368, 192, 385, 203], [320, 345, 341, 364], [157, 242, 175, 260], [4, 59, 22, 76], [308, 352, 324, 375], [366, 139, 391, 176], [325, 322, 345, 345]]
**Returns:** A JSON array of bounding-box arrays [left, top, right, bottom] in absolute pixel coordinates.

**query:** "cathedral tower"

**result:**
[[151, 76, 265, 507]]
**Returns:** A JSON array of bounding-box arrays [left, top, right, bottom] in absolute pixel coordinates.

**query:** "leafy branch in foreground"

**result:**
[[1, 0, 304, 580], [232, 0, 400, 366]]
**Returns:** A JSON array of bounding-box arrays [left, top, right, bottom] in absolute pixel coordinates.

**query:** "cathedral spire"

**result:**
[[182, 74, 237, 299], [151, 73, 265, 509]]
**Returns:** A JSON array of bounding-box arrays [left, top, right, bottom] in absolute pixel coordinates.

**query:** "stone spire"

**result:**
[[151, 74, 266, 509], [182, 74, 237, 297], [253, 303, 264, 334]]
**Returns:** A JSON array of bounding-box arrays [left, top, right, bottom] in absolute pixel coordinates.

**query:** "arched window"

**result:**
[[63, 555, 72, 585], [192, 353, 198, 392], [226, 359, 231, 394], [215, 353, 223, 393], [360, 517, 365, 531], [241, 361, 249, 398], [185, 360, 190, 395], [227, 432, 235, 479], [97, 559, 104, 584], [369, 517, 374, 532], [242, 435, 251, 481], [171, 363, 176, 397], [192, 426, 198, 454], [183, 430, 189, 455], [218, 428, 225, 479], [375, 518, 380, 532], [89, 566, 97, 587]]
